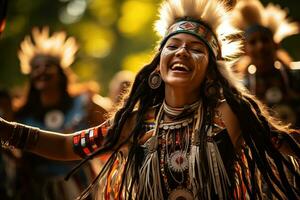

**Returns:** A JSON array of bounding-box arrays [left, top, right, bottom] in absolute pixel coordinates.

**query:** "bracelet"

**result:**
[[1, 122, 17, 149], [1, 123, 40, 150]]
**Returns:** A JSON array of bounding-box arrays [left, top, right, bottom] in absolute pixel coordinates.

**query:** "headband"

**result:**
[[245, 24, 273, 39], [159, 20, 221, 59]]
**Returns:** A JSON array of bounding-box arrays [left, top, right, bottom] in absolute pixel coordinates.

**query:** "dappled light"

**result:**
[[118, 0, 156, 37], [0, 0, 299, 96], [122, 50, 154, 72], [76, 22, 115, 58]]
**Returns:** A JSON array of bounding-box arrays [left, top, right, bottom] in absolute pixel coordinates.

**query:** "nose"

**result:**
[[255, 40, 264, 51], [175, 46, 190, 57], [31, 64, 47, 77]]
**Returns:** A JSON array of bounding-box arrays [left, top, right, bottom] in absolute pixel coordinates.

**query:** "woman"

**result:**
[[14, 27, 107, 200], [1, 0, 299, 199]]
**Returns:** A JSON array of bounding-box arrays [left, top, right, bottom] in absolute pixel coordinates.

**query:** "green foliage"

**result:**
[[0, 0, 299, 95], [0, 0, 160, 95]]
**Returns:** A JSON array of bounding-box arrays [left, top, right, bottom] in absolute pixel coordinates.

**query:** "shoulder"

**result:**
[[215, 100, 241, 148], [117, 107, 156, 145]]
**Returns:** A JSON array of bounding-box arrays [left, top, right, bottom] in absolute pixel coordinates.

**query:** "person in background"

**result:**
[[231, 0, 300, 197], [0, 0, 299, 199], [14, 27, 107, 200], [0, 89, 17, 199], [0, 1, 15, 199], [231, 0, 300, 128], [0, 89, 13, 121]]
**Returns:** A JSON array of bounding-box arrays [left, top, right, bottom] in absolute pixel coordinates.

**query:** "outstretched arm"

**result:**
[[0, 117, 109, 161], [0, 112, 136, 161]]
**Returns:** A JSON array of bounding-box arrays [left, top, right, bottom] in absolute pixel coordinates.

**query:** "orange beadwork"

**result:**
[[72, 120, 111, 158]]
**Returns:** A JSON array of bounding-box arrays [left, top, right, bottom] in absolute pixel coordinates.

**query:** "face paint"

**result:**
[[159, 33, 209, 91]]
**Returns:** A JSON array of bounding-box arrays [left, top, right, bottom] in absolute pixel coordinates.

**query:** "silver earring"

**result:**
[[148, 71, 162, 89]]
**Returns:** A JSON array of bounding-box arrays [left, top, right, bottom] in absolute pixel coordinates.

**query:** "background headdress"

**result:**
[[231, 0, 300, 43], [18, 26, 78, 74], [154, 0, 243, 61]]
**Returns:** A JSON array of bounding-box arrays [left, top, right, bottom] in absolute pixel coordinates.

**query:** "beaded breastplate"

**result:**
[[139, 100, 231, 200]]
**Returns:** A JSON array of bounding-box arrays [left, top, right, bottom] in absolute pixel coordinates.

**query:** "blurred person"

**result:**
[[14, 27, 107, 200], [0, 1, 15, 199], [0, 89, 13, 121], [231, 0, 300, 128], [231, 0, 300, 198], [0, 89, 16, 199], [0, 0, 299, 200]]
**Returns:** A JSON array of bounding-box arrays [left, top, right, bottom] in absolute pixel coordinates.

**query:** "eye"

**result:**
[[248, 39, 256, 45], [190, 48, 204, 53], [166, 44, 178, 50]]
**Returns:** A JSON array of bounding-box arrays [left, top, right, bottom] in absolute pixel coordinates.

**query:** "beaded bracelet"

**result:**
[[73, 120, 110, 158], [1, 123, 40, 150]]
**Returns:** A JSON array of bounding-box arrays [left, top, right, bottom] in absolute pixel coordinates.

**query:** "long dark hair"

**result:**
[[16, 64, 72, 120], [73, 49, 300, 199]]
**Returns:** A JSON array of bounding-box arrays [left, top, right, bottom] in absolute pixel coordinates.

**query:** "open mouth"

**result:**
[[36, 74, 52, 82], [170, 63, 190, 72]]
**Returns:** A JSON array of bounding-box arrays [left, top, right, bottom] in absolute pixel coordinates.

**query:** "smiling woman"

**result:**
[[0, 0, 299, 200], [160, 34, 209, 98]]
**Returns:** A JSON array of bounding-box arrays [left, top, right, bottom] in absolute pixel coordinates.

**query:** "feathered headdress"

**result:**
[[154, 0, 242, 61], [231, 0, 299, 43], [18, 27, 78, 74]]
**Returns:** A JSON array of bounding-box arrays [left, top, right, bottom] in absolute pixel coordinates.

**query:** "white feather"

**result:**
[[154, 0, 242, 61]]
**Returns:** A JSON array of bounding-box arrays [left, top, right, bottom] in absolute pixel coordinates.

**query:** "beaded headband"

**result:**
[[160, 20, 221, 59], [154, 0, 243, 61], [18, 27, 78, 74], [244, 24, 273, 39], [231, 0, 299, 44]]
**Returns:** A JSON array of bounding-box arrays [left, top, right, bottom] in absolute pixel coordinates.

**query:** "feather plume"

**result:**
[[154, 0, 242, 61], [264, 3, 299, 43], [231, 0, 299, 43], [18, 27, 78, 74]]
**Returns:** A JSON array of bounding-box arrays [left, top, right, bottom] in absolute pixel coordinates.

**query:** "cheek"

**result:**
[[159, 49, 173, 70], [191, 54, 209, 81], [245, 43, 253, 52], [161, 49, 174, 61], [192, 54, 208, 69]]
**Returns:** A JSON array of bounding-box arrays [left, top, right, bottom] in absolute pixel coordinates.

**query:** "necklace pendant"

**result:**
[[168, 150, 189, 172], [44, 110, 64, 129], [168, 187, 193, 200]]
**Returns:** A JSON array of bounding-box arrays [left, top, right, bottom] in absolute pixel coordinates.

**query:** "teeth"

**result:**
[[171, 63, 189, 71]]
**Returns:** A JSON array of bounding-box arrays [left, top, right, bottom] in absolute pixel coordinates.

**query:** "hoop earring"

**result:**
[[204, 80, 219, 97], [148, 71, 162, 89], [204, 80, 223, 103]]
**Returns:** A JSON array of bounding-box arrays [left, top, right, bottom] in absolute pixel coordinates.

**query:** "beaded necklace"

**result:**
[[158, 100, 202, 199], [138, 99, 230, 200]]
